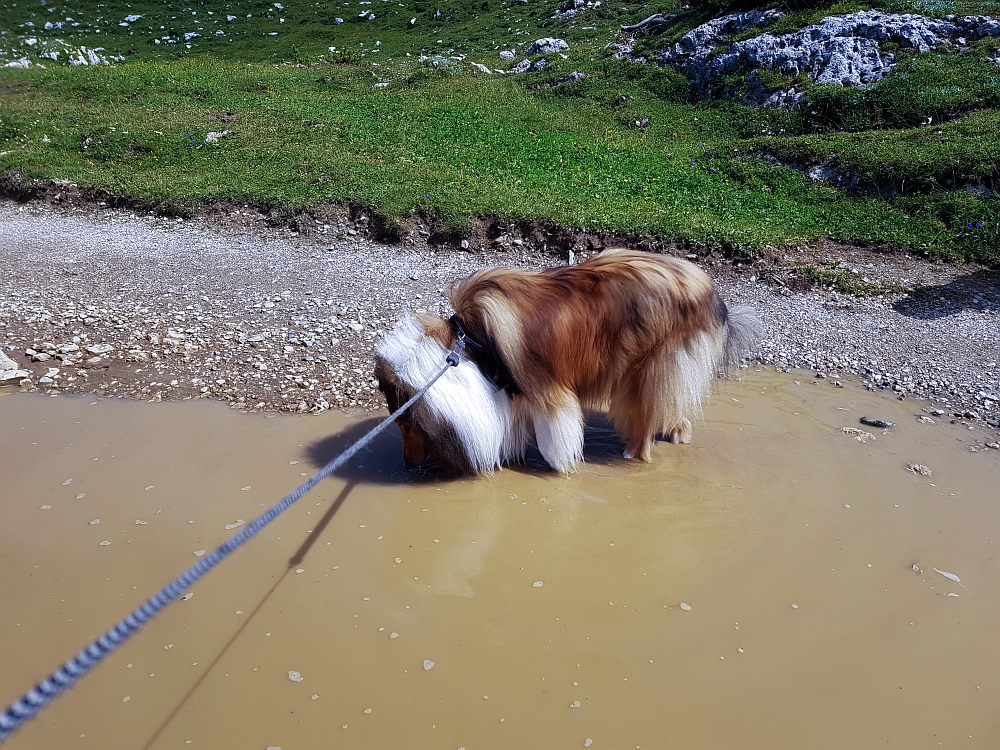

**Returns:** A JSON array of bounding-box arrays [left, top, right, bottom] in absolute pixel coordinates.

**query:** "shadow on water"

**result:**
[[893, 269, 1000, 320], [142, 423, 398, 749], [515, 411, 629, 472], [304, 416, 412, 485], [306, 411, 631, 480]]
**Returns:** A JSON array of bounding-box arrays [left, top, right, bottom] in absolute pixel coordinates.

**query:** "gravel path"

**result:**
[[1, 201, 998, 431]]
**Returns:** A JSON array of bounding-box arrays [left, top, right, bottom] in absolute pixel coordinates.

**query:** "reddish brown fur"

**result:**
[[376, 248, 748, 472], [449, 249, 724, 462]]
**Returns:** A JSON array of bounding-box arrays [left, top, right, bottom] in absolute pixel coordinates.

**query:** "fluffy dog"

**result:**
[[375, 248, 761, 474]]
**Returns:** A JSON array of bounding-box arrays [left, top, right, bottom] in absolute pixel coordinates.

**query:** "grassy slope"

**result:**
[[0, 0, 997, 259]]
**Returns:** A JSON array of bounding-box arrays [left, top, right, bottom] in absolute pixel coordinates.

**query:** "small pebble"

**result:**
[[194, 550, 205, 557], [99, 540, 111, 546], [363, 708, 372, 714], [76, 493, 86, 499], [89, 519, 100, 525], [585, 740, 594, 748], [569, 700, 581, 708], [532, 581, 544, 588], [311, 694, 319, 700], [679, 602, 692, 611], [63, 479, 72, 486], [390, 632, 399, 639], [288, 671, 304, 682], [40, 505, 52, 510], [423, 660, 435, 671], [180, 593, 194, 601], [791, 604, 799, 609], [122, 696, 130, 703], [296, 568, 304, 573]]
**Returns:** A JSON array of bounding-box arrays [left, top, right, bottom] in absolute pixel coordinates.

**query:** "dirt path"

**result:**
[[1, 200, 998, 430]]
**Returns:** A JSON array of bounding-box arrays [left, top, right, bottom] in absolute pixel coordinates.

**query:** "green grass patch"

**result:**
[[794, 260, 908, 294], [0, 0, 997, 262], [0, 59, 978, 249]]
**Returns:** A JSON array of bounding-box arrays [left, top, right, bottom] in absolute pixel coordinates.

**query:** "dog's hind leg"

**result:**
[[609, 358, 665, 462], [530, 393, 584, 473], [659, 419, 692, 444]]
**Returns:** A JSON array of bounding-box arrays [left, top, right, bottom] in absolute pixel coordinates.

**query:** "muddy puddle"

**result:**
[[1, 371, 999, 750]]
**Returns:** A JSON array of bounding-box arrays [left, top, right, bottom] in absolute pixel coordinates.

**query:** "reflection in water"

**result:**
[[1, 374, 999, 750]]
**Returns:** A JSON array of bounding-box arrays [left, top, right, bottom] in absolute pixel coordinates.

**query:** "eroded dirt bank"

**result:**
[[0, 201, 998, 431]]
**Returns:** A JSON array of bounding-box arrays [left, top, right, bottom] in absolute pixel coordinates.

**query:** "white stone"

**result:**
[[525, 37, 569, 55], [0, 369, 30, 386]]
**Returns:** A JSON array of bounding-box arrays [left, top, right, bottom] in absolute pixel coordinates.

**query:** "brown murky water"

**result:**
[[1, 372, 998, 750]]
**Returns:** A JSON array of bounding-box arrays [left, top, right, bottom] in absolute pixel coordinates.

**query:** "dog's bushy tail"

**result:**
[[720, 303, 763, 374]]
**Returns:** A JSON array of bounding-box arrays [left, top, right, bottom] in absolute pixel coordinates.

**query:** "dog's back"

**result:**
[[377, 249, 760, 474], [448, 249, 761, 464]]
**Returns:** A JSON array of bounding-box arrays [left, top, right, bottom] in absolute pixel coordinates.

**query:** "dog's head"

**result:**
[[374, 313, 515, 476]]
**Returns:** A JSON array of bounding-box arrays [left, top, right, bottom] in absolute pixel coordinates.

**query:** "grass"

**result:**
[[0, 0, 997, 261], [795, 261, 909, 295]]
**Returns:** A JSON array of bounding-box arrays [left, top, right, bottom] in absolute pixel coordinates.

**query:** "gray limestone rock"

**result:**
[[653, 10, 1000, 107], [0, 349, 18, 372], [525, 37, 569, 55]]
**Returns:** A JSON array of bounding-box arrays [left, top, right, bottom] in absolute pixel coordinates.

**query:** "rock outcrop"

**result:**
[[525, 37, 569, 55], [631, 10, 1000, 107]]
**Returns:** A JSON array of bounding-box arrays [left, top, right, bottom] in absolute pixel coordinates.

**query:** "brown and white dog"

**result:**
[[374, 248, 761, 475]]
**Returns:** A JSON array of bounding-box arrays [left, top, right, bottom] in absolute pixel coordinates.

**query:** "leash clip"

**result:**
[[446, 327, 466, 367]]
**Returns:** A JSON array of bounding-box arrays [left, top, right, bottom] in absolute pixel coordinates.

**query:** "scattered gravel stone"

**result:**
[[287, 670, 304, 682], [1, 203, 997, 438], [841, 427, 876, 442]]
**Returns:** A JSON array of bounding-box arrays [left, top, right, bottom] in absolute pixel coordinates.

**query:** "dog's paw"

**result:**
[[622, 448, 633, 460]]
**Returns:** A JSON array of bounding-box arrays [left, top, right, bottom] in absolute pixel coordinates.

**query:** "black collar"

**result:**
[[448, 314, 521, 396]]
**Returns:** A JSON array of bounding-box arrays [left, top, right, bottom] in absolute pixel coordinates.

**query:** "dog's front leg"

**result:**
[[530, 395, 584, 473]]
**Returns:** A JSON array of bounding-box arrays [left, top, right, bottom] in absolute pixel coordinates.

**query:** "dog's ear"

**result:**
[[377, 376, 400, 413], [374, 360, 403, 413]]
